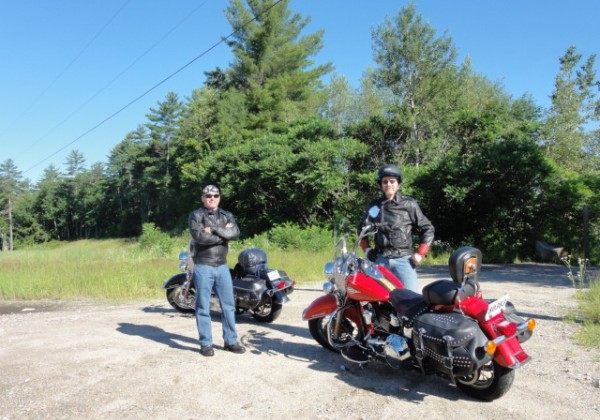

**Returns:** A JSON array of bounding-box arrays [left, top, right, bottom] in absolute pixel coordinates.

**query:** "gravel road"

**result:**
[[0, 263, 598, 419]]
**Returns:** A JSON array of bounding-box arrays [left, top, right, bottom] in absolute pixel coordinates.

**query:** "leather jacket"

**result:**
[[358, 192, 434, 258], [189, 207, 240, 266]]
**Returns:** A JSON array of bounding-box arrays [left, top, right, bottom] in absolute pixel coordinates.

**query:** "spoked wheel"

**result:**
[[456, 360, 515, 401], [308, 316, 338, 352], [327, 314, 360, 349], [308, 312, 360, 353], [166, 285, 196, 314], [252, 296, 282, 323]]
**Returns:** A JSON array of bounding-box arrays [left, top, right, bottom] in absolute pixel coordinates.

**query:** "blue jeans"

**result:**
[[193, 263, 238, 347], [376, 255, 420, 293]]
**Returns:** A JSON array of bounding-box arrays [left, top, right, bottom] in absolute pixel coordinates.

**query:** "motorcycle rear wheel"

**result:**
[[251, 297, 282, 323], [456, 360, 515, 401], [166, 286, 196, 314]]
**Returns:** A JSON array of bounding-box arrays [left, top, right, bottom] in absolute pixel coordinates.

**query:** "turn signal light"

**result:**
[[464, 257, 478, 274], [485, 340, 497, 355], [527, 318, 537, 331]]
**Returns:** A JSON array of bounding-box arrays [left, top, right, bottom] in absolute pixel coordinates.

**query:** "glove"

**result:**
[[366, 248, 377, 262], [359, 238, 369, 252], [378, 223, 392, 233]]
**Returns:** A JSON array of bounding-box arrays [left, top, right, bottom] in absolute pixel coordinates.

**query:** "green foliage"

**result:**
[[219, 0, 331, 131], [541, 46, 599, 172], [414, 134, 551, 262], [265, 223, 332, 251], [370, 2, 460, 166], [138, 223, 180, 257], [193, 117, 367, 236], [538, 165, 599, 260]]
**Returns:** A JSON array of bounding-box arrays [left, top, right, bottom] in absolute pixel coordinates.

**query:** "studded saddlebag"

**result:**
[[412, 311, 492, 378]]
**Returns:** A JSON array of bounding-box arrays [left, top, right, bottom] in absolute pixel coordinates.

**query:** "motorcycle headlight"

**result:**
[[179, 261, 187, 272]]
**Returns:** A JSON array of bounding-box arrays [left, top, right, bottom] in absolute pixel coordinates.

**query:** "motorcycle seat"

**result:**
[[422, 279, 479, 307], [389, 288, 427, 327]]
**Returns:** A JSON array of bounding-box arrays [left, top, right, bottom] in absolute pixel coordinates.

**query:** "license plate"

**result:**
[[485, 294, 509, 320], [267, 270, 281, 281]]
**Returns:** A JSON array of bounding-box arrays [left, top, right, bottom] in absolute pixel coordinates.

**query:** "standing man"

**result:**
[[189, 184, 245, 356], [358, 164, 435, 293]]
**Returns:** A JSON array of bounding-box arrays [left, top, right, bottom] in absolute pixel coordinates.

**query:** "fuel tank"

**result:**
[[345, 265, 402, 302]]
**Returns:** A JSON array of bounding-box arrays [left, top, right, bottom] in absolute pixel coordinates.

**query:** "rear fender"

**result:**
[[271, 290, 290, 305], [163, 273, 188, 290], [461, 295, 532, 368], [494, 337, 530, 368], [302, 294, 337, 320]]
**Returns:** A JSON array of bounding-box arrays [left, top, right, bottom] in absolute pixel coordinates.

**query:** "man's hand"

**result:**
[[378, 223, 392, 233], [411, 253, 424, 265]]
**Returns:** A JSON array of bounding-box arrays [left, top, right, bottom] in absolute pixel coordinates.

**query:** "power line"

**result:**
[[23, 0, 285, 176], [14, 0, 210, 161], [0, 0, 132, 141]]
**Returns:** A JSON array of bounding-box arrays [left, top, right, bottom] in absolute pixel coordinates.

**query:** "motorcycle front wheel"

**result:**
[[166, 285, 196, 314], [456, 360, 515, 401], [308, 316, 338, 353], [251, 296, 282, 323]]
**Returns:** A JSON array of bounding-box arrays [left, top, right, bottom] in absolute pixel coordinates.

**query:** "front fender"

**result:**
[[302, 294, 337, 320], [163, 273, 188, 290]]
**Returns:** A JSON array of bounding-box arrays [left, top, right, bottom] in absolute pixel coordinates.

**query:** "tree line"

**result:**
[[1, 1, 599, 262]]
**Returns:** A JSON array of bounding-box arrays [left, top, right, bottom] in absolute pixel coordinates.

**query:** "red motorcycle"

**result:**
[[302, 208, 536, 401]]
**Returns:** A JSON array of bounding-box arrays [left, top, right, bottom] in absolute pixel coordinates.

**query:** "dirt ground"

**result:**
[[1, 263, 599, 419]]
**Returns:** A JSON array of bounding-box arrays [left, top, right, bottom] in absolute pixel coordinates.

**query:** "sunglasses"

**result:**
[[381, 179, 397, 185], [204, 194, 220, 199]]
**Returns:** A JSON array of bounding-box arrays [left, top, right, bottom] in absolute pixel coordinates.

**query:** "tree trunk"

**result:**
[[8, 198, 13, 250]]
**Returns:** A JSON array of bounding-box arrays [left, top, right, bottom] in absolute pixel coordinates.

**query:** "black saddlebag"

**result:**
[[232, 276, 267, 309], [412, 311, 491, 377]]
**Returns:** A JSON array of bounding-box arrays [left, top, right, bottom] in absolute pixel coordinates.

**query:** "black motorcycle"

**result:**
[[163, 246, 295, 323]]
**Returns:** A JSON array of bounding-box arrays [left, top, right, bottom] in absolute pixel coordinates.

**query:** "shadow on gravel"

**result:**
[[242, 327, 465, 402], [134, 306, 473, 401], [142, 304, 178, 315], [116, 322, 198, 353]]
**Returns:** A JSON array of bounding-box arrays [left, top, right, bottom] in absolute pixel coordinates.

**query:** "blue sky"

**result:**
[[1, 0, 598, 183]]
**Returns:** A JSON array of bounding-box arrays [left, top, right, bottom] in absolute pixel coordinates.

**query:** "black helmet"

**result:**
[[376, 164, 402, 183]]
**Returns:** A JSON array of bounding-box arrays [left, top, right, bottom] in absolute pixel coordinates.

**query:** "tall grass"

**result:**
[[0, 239, 172, 301], [574, 272, 600, 347], [0, 239, 330, 302]]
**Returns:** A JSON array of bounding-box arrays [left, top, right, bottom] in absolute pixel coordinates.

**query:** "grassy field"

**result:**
[[0, 239, 331, 301]]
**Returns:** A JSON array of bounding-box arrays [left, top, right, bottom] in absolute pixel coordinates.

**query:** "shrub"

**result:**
[[138, 223, 178, 257], [266, 223, 333, 252]]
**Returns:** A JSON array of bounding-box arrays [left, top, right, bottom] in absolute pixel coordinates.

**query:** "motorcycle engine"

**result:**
[[383, 334, 410, 368], [372, 302, 403, 333]]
